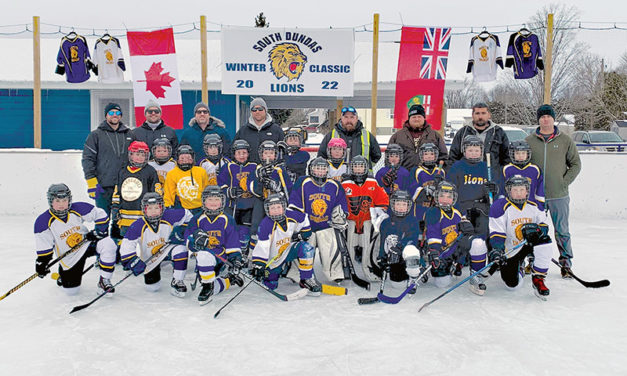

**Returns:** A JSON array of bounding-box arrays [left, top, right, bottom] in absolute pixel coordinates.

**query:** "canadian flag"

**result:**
[[127, 28, 183, 129]]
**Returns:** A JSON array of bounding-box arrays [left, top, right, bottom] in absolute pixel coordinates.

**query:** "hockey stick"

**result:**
[[0, 238, 89, 302], [550, 259, 610, 288], [70, 241, 172, 314], [214, 252, 308, 302], [213, 280, 253, 319], [358, 269, 387, 305], [334, 227, 371, 290], [418, 240, 527, 312], [486, 152, 494, 205], [376, 266, 433, 304]]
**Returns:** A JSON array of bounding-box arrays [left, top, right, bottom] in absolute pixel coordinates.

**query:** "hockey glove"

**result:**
[[35, 254, 52, 278], [110, 207, 121, 224], [192, 229, 209, 250], [382, 169, 397, 187], [427, 248, 442, 269], [484, 180, 499, 197], [126, 256, 146, 276], [458, 219, 474, 236], [227, 186, 244, 199], [86, 177, 105, 200], [291, 232, 306, 243], [228, 256, 244, 275], [250, 262, 266, 281], [424, 184, 437, 199], [86, 229, 108, 242], [387, 244, 403, 265], [488, 246, 507, 265], [521, 223, 543, 246]]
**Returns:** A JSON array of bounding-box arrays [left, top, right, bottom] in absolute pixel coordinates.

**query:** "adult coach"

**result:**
[[131, 100, 178, 151], [234, 98, 284, 164]]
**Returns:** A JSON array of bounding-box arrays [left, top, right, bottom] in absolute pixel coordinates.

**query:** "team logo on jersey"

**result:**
[[121, 177, 143, 201], [70, 46, 79, 62], [311, 199, 327, 217], [479, 46, 488, 61], [177, 176, 200, 201], [522, 41, 532, 58], [65, 232, 83, 248], [445, 230, 459, 247], [208, 236, 220, 248], [269, 43, 307, 81], [105, 49, 114, 63], [208, 173, 217, 186]]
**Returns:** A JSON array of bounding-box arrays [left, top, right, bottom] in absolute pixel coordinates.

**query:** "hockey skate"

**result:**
[[97, 276, 115, 295], [170, 278, 187, 298], [299, 277, 322, 296], [532, 275, 550, 301], [198, 282, 214, 306], [227, 272, 244, 287], [407, 278, 418, 295], [468, 273, 486, 296]]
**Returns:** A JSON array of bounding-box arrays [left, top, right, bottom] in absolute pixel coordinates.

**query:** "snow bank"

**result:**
[[0, 150, 625, 219]]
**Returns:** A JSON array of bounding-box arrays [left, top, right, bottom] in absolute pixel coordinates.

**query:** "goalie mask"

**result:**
[[308, 157, 329, 185], [258, 140, 278, 166], [264, 193, 287, 222], [462, 135, 484, 163], [505, 175, 530, 206], [232, 139, 250, 165], [509, 140, 531, 167], [47, 183, 72, 218], [203, 134, 223, 163], [349, 155, 369, 184], [128, 141, 149, 168], [141, 192, 164, 227], [389, 190, 413, 218], [384, 144, 403, 167], [201, 185, 226, 216], [419, 143, 439, 168], [151, 138, 172, 164], [176, 144, 196, 171], [435, 181, 458, 211], [327, 137, 347, 164]]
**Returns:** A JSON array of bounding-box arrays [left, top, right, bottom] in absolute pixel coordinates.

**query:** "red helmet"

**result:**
[[128, 141, 149, 168], [128, 141, 149, 153]]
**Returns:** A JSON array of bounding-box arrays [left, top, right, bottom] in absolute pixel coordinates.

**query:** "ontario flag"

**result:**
[[127, 28, 183, 129], [394, 27, 450, 130]]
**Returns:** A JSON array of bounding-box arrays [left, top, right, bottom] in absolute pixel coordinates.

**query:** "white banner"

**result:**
[[221, 27, 354, 97]]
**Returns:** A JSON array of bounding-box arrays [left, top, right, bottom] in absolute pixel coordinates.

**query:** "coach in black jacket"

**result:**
[[234, 97, 284, 164], [130, 100, 179, 151]]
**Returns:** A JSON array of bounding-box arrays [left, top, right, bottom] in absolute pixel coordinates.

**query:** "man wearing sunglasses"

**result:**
[[318, 106, 381, 169], [233, 97, 284, 164], [180, 102, 231, 164], [131, 99, 179, 152], [82, 102, 135, 218]]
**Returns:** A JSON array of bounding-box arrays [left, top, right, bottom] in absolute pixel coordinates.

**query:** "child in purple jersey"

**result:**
[[281, 127, 311, 185], [407, 143, 446, 231], [186, 186, 244, 305], [375, 144, 410, 196], [502, 140, 545, 210], [218, 139, 258, 259]]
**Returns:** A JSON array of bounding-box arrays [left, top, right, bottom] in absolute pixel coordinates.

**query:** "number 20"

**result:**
[[237, 80, 253, 88]]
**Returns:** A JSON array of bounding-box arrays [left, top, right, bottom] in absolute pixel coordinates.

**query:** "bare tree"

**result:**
[[445, 78, 488, 108]]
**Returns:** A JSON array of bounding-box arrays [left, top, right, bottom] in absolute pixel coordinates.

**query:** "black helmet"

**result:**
[[505, 175, 530, 205], [390, 190, 413, 218], [435, 180, 458, 211], [419, 143, 439, 168], [384, 144, 403, 167], [264, 193, 287, 222], [141, 192, 164, 226], [284, 127, 305, 154], [47, 183, 72, 218], [308, 157, 329, 185], [203, 134, 223, 163], [509, 140, 531, 167], [349, 155, 369, 184], [176, 144, 195, 171], [151, 138, 172, 163], [258, 140, 278, 166], [232, 139, 251, 165], [201, 185, 225, 216], [462, 135, 484, 163]]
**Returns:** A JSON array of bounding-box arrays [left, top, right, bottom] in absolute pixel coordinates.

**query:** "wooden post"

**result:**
[[370, 13, 379, 137], [33, 16, 41, 149], [336, 98, 343, 123], [200, 15, 208, 105], [543, 13, 554, 105]]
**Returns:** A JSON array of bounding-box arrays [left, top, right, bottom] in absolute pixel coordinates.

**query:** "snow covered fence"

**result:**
[[0, 150, 625, 219]]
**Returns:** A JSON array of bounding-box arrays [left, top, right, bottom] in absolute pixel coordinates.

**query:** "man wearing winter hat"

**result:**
[[131, 99, 179, 152], [388, 104, 448, 170], [526, 104, 581, 277], [180, 102, 231, 163], [233, 97, 284, 164], [82, 102, 134, 215]]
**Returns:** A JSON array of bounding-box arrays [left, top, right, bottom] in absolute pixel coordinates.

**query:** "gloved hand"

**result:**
[[86, 177, 105, 200], [229, 256, 244, 275], [264, 178, 281, 193], [424, 184, 437, 198], [387, 244, 402, 265], [291, 232, 305, 243], [484, 180, 499, 197], [427, 248, 441, 269], [85, 228, 108, 242], [110, 207, 121, 224], [521, 223, 542, 245], [192, 229, 209, 250], [382, 168, 397, 187], [250, 262, 266, 281], [35, 254, 52, 278], [126, 255, 146, 276], [458, 219, 474, 236], [488, 246, 507, 265], [227, 186, 244, 199]]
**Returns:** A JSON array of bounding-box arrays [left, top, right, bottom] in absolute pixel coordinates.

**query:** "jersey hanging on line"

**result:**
[[466, 33, 504, 82], [93, 36, 126, 83], [55, 34, 93, 83], [505, 31, 544, 79]]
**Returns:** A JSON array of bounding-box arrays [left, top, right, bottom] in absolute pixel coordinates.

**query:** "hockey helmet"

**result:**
[[419, 143, 439, 168], [509, 140, 531, 166], [435, 180, 458, 211], [390, 190, 413, 218], [176, 144, 196, 171], [141, 192, 164, 226], [203, 134, 223, 163], [264, 193, 287, 222], [462, 135, 484, 163], [505, 175, 530, 205], [201, 185, 226, 216], [47, 183, 72, 218], [128, 141, 149, 168], [308, 157, 329, 185], [384, 144, 403, 167], [327, 138, 347, 164], [151, 138, 172, 164]]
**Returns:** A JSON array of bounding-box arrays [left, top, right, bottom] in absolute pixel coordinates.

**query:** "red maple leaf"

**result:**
[[138, 62, 175, 98]]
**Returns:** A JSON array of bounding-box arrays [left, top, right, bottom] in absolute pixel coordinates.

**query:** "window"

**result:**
[[388, 109, 394, 119], [90, 89, 134, 130]]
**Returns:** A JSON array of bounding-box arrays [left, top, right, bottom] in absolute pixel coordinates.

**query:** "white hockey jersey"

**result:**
[[34, 202, 109, 270], [327, 161, 348, 182], [489, 198, 548, 254], [466, 33, 503, 82], [93, 36, 125, 83], [148, 159, 176, 186], [199, 157, 229, 186], [251, 209, 311, 269]]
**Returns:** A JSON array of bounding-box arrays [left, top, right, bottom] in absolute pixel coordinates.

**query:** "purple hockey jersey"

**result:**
[[502, 163, 545, 211], [289, 176, 347, 231], [505, 31, 544, 79], [218, 161, 258, 210], [56, 34, 92, 83]]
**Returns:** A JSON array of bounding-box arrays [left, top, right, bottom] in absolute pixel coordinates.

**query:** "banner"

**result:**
[[127, 28, 183, 129], [394, 27, 450, 130], [221, 27, 354, 97]]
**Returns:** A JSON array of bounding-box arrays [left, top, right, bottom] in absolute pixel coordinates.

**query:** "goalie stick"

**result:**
[[551, 259, 610, 288], [333, 227, 370, 290]]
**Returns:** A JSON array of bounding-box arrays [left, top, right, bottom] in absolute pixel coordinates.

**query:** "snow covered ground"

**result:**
[[0, 151, 625, 375]]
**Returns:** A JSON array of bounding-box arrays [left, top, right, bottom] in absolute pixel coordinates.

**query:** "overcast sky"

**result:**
[[2, 0, 626, 80]]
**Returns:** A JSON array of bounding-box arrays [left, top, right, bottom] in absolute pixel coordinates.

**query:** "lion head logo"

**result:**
[[311, 199, 327, 217], [269, 43, 307, 81], [208, 236, 220, 248]]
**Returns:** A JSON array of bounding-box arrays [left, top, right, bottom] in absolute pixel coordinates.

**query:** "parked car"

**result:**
[[501, 126, 529, 143], [572, 130, 626, 152]]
